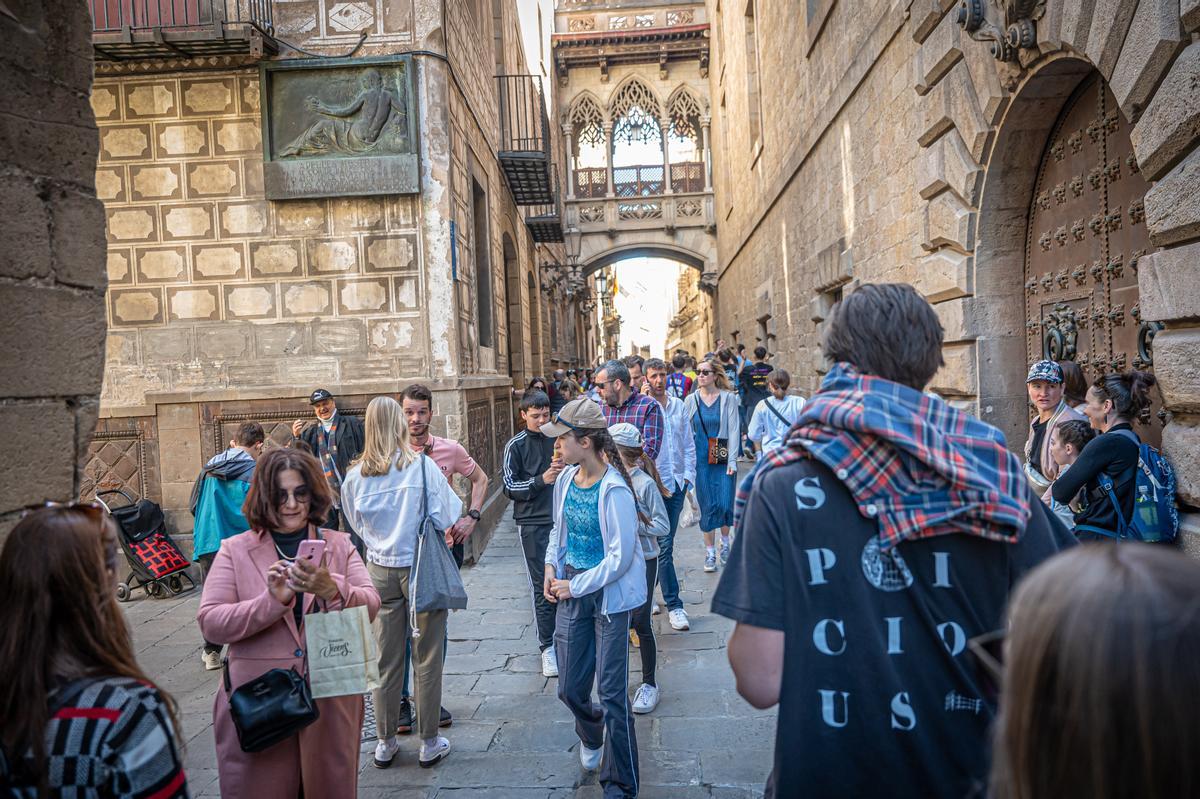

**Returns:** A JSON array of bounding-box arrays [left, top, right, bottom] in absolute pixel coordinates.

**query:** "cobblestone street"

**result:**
[[124, 508, 771, 798]]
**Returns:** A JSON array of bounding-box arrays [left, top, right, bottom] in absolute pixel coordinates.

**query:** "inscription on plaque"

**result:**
[[261, 56, 419, 200]]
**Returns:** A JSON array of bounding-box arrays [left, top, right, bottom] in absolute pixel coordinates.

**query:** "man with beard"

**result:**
[[393, 382, 489, 733]]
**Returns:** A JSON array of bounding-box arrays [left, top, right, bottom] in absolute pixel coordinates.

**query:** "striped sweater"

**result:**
[[0, 676, 188, 798]]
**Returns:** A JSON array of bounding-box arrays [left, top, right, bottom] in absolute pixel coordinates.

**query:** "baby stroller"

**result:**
[[96, 488, 195, 601]]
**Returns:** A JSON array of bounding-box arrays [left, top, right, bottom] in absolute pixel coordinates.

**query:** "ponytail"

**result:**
[[637, 452, 671, 498], [1093, 370, 1158, 422], [572, 427, 646, 524]]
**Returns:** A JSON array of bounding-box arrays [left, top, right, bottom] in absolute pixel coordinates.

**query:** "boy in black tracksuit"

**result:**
[[502, 391, 562, 675]]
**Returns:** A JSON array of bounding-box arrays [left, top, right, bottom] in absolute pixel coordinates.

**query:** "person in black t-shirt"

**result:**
[[737, 346, 774, 457], [712, 284, 1075, 799], [1051, 370, 1158, 540]]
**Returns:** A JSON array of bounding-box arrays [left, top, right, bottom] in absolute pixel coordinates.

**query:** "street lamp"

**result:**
[[565, 225, 582, 264], [595, 269, 608, 297]]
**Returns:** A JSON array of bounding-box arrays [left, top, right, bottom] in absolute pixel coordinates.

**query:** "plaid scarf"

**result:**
[[317, 416, 341, 493], [734, 363, 1031, 550]]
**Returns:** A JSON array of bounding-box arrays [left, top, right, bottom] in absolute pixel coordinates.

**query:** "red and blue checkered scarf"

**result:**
[[734, 363, 1031, 550]]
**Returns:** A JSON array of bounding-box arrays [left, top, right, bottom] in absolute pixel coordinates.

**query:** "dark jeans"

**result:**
[[197, 553, 221, 654], [519, 523, 557, 651], [555, 569, 639, 799], [629, 556, 659, 686], [658, 488, 687, 612]]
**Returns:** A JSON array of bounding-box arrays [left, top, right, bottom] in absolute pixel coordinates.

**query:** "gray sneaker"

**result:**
[[719, 541, 730, 565], [703, 553, 717, 572]]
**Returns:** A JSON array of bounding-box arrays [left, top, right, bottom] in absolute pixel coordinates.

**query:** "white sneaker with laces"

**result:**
[[651, 602, 661, 615], [704, 553, 717, 572], [373, 737, 401, 769], [668, 609, 690, 631], [201, 650, 221, 671], [419, 736, 451, 768], [631, 682, 660, 714], [579, 740, 603, 771], [541, 645, 559, 678]]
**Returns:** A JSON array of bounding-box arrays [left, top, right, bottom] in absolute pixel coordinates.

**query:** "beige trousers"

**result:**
[[367, 562, 447, 741]]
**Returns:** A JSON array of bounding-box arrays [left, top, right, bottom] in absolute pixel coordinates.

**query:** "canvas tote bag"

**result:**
[[304, 594, 380, 699], [409, 454, 469, 638]]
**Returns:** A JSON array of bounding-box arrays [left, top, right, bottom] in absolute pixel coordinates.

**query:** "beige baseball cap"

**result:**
[[541, 397, 608, 437]]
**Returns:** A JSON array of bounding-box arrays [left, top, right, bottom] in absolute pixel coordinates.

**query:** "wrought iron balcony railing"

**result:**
[[89, 0, 276, 60], [497, 74, 554, 205], [525, 165, 564, 243]]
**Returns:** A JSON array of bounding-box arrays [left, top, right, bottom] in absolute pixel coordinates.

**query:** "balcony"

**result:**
[[525, 167, 565, 243], [497, 74, 554, 206], [89, 0, 276, 60], [568, 193, 715, 233], [572, 161, 707, 198]]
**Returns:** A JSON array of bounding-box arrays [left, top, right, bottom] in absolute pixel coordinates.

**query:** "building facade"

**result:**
[[83, 0, 589, 559], [708, 0, 1200, 549], [553, 0, 718, 332]]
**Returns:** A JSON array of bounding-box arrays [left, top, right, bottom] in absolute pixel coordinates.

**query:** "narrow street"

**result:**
[[125, 506, 772, 798]]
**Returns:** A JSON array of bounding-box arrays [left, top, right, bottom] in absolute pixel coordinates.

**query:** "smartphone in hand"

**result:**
[[295, 539, 326, 566]]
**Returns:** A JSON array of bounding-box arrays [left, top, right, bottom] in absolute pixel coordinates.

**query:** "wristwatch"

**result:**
[[467, 508, 481, 521]]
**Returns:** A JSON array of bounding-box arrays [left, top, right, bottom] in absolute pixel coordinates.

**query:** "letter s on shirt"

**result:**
[[794, 476, 826, 511]]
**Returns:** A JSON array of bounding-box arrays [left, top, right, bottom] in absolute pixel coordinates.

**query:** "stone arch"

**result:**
[[969, 49, 1165, 446], [567, 90, 607, 127], [581, 242, 707, 275], [607, 75, 663, 120], [665, 85, 706, 132]]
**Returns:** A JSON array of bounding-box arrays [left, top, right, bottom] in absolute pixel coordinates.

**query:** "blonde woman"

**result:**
[[340, 396, 462, 770], [682, 357, 741, 572]]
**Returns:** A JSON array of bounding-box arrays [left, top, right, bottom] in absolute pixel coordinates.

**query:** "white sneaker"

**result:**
[[419, 736, 451, 768], [631, 682, 660, 714], [668, 609, 690, 631], [651, 602, 661, 615], [541, 645, 559, 678], [201, 649, 221, 671], [579, 739, 603, 771], [373, 736, 401, 769]]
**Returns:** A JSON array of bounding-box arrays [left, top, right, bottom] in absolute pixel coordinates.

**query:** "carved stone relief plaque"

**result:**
[[261, 56, 419, 200]]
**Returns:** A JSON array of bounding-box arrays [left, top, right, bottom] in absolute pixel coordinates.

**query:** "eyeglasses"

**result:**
[[696, 369, 715, 375], [593, 380, 610, 389], [276, 486, 311, 505]]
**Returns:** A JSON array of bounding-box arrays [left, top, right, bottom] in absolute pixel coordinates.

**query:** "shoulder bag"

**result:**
[[410, 454, 469, 639], [697, 397, 729, 466], [224, 661, 318, 753]]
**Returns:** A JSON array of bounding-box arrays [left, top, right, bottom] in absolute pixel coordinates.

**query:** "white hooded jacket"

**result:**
[[544, 464, 647, 615]]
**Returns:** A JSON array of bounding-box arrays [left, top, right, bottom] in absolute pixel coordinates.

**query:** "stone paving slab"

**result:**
[[123, 497, 771, 797]]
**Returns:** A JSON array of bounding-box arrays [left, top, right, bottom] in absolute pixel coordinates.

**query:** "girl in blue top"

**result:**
[[541, 399, 645, 799]]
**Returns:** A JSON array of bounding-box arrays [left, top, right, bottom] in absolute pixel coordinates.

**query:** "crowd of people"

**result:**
[[2, 283, 1196, 799]]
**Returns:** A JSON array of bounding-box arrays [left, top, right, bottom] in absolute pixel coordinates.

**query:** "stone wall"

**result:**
[[708, 0, 1200, 550], [0, 0, 107, 538], [93, 70, 428, 408]]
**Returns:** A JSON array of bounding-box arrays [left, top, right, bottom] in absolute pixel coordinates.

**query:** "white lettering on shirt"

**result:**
[[812, 619, 846, 656], [933, 551, 952, 588], [885, 616, 903, 654], [890, 692, 917, 730], [937, 621, 966, 656], [794, 476, 826, 510], [805, 548, 837, 585], [818, 690, 850, 728]]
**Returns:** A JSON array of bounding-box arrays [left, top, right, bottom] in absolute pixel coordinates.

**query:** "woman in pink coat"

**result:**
[[198, 448, 380, 798]]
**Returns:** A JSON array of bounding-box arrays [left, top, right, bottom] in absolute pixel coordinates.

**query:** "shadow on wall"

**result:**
[[0, 1, 108, 540]]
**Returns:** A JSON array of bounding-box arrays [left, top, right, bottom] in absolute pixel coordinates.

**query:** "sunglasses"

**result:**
[[696, 369, 715, 375], [275, 486, 311, 505], [22, 501, 119, 573]]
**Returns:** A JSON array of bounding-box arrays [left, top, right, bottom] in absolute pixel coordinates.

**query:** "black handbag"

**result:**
[[224, 661, 319, 753]]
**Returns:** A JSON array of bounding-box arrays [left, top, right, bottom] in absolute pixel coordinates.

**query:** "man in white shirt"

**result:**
[[643, 358, 698, 631], [746, 369, 806, 455]]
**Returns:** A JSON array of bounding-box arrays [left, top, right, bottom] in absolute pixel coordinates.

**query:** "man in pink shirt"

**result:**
[[393, 383, 490, 734]]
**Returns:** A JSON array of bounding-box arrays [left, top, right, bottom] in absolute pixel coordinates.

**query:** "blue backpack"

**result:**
[[1083, 429, 1178, 544]]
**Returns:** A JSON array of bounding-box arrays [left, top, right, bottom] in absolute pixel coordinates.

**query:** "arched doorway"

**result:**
[[1023, 73, 1161, 444]]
